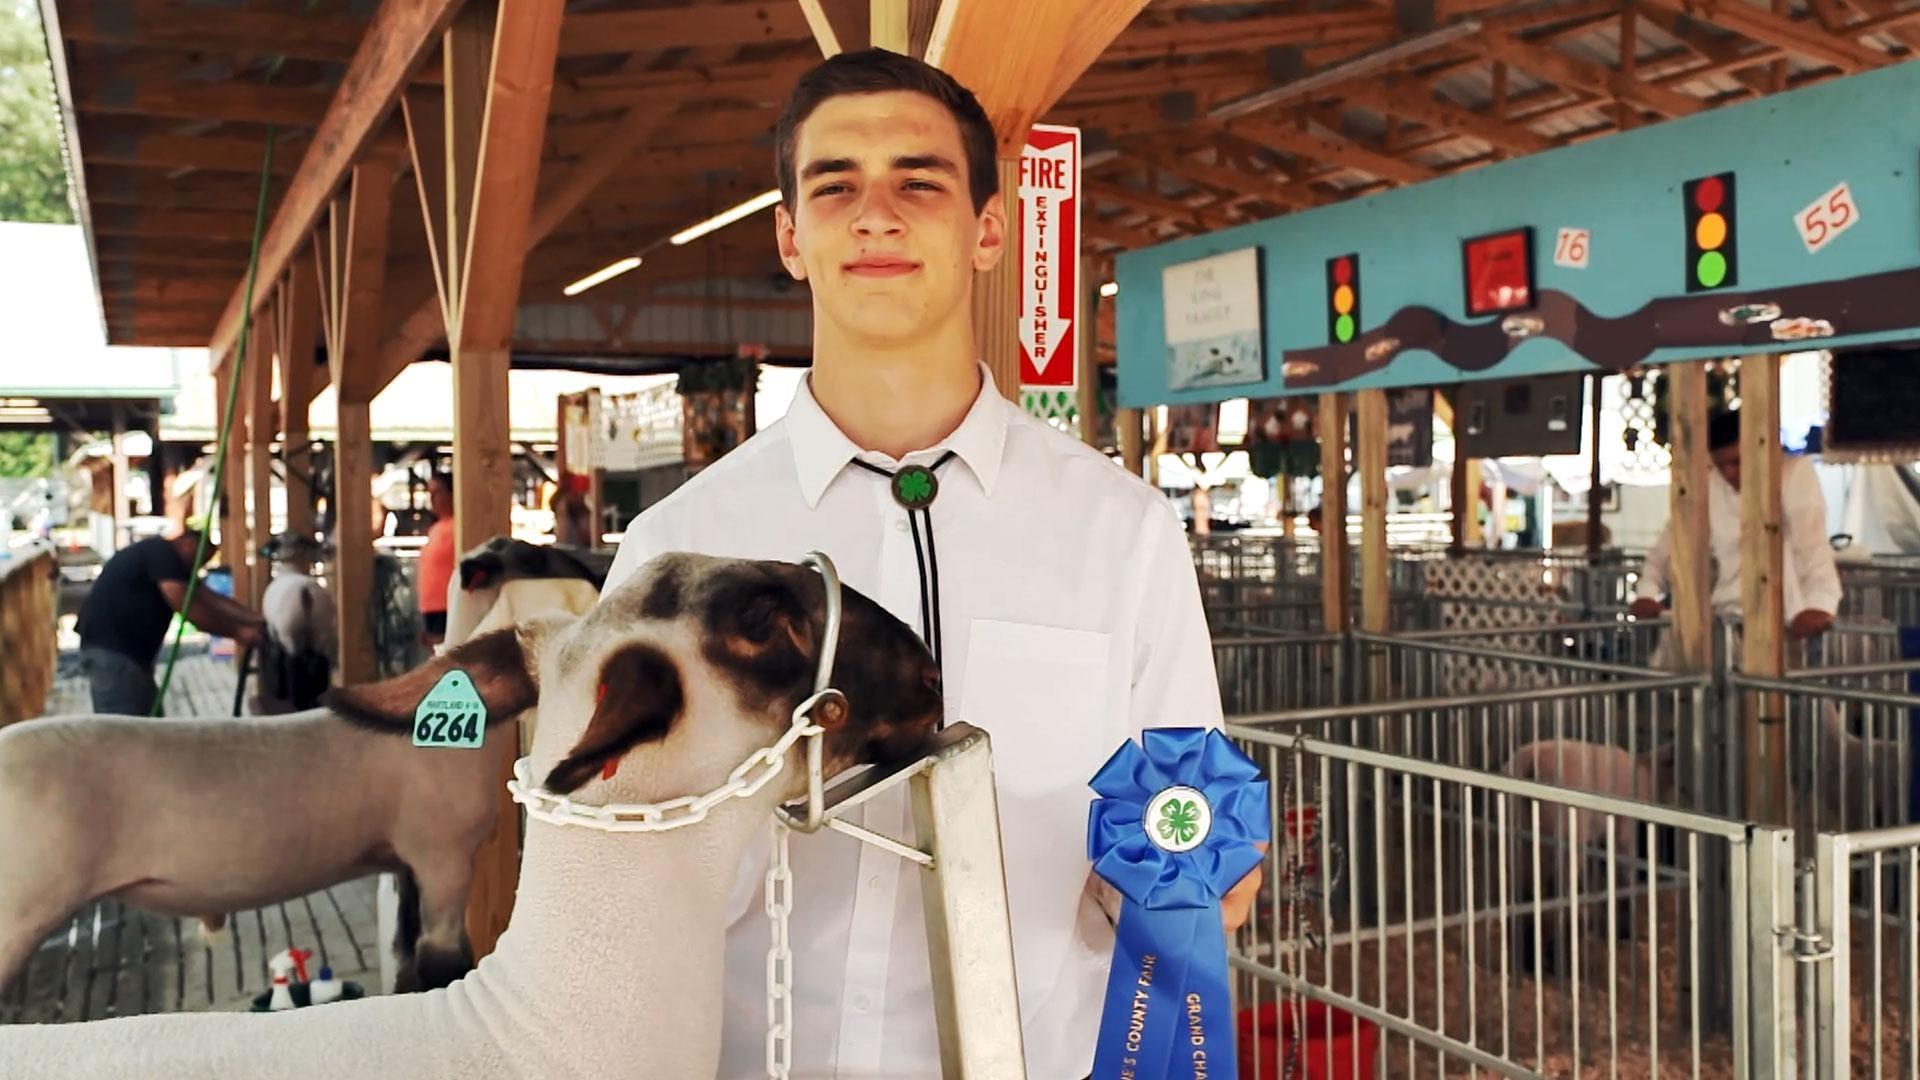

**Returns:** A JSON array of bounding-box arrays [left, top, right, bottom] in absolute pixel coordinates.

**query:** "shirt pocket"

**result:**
[[957, 618, 1115, 797], [957, 618, 1117, 1009]]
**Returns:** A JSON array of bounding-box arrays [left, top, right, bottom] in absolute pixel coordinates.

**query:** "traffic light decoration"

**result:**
[[1327, 254, 1360, 345], [1684, 172, 1738, 293]]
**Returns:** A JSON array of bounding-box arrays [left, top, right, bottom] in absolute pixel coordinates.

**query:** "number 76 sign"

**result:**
[[1797, 182, 1859, 254]]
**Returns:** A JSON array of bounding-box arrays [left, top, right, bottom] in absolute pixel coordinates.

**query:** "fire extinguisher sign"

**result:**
[[1018, 124, 1080, 390]]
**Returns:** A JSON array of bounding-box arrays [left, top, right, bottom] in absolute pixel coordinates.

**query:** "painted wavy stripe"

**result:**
[[1278, 266, 1920, 389]]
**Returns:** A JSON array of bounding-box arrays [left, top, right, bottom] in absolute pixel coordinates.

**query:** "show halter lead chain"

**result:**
[[851, 450, 958, 677]]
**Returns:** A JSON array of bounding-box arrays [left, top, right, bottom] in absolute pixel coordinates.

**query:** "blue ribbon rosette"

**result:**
[[1087, 727, 1269, 1080]]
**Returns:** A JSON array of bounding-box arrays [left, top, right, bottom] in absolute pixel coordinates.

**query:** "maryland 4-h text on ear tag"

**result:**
[[412, 669, 487, 749]]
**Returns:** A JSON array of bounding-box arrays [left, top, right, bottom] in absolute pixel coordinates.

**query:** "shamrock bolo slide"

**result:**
[[1087, 727, 1271, 1080]]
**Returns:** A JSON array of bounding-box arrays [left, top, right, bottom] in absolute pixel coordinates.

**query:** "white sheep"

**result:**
[[0, 539, 602, 994], [0, 552, 944, 1080]]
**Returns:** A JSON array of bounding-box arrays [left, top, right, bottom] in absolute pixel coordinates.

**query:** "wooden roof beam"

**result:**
[[1114, 141, 1322, 211], [60, 0, 365, 63], [84, 129, 303, 175], [557, 2, 814, 56], [207, 0, 464, 368], [1225, 118, 1436, 186], [1638, 0, 1889, 72], [1473, 26, 1704, 118], [1335, 76, 1550, 155], [71, 80, 332, 129], [1102, 8, 1397, 61], [1085, 177, 1236, 232]]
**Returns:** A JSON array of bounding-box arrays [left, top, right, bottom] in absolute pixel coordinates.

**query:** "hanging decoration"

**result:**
[[674, 350, 759, 472]]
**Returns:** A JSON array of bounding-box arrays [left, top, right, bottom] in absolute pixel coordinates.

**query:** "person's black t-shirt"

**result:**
[[76, 536, 193, 666]]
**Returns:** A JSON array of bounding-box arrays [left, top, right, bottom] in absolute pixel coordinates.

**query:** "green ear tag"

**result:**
[[411, 670, 488, 749]]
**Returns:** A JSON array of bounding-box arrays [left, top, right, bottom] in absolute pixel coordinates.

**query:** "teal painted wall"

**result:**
[[1115, 61, 1920, 407]]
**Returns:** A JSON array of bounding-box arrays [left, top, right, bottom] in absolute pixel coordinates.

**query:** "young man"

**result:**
[[416, 469, 456, 648], [1632, 408, 1841, 639], [75, 521, 265, 715], [603, 50, 1250, 1077]]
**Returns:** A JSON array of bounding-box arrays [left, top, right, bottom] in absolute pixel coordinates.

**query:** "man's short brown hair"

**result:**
[[773, 48, 1000, 214]]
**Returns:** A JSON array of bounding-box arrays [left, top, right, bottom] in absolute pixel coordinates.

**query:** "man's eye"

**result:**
[[811, 183, 850, 198], [905, 180, 941, 191]]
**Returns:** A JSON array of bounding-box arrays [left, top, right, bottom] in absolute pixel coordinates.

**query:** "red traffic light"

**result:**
[[1693, 175, 1725, 213]]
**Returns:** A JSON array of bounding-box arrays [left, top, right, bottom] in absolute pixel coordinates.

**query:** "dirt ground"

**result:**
[[1240, 896, 1915, 1078]]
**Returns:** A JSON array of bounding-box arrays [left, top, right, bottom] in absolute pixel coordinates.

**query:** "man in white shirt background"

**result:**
[[601, 50, 1259, 1078], [1631, 408, 1842, 641]]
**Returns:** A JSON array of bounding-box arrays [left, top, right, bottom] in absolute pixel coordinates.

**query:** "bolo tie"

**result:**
[[851, 450, 958, 678]]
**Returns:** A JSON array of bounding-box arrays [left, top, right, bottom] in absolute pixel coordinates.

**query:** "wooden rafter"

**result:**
[[1638, 0, 1890, 72], [206, 0, 464, 368]]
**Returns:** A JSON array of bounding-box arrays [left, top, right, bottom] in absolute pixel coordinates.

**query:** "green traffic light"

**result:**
[[1335, 314, 1355, 342], [1696, 250, 1728, 288]]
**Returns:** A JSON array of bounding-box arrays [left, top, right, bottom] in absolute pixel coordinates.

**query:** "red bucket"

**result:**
[[1236, 1001, 1380, 1080]]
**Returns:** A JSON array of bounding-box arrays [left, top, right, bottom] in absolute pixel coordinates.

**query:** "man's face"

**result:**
[[774, 91, 1005, 349], [1712, 445, 1741, 490], [430, 479, 454, 515]]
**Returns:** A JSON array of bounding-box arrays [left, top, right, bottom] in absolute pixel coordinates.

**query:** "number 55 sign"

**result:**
[[1797, 182, 1859, 254]]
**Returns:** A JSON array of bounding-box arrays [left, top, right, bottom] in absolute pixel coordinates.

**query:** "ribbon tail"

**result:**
[[1090, 899, 1190, 1076], [1179, 913, 1235, 1080]]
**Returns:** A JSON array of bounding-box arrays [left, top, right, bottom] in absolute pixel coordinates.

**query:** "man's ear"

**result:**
[[324, 627, 540, 732], [971, 193, 1007, 273], [543, 642, 685, 794], [775, 203, 807, 282]]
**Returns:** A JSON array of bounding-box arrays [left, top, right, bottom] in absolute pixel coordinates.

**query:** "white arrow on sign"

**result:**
[[1017, 139, 1075, 378]]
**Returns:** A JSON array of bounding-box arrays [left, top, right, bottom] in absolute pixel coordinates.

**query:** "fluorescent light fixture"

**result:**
[[1099, 281, 1119, 298], [671, 188, 783, 247], [564, 256, 643, 297]]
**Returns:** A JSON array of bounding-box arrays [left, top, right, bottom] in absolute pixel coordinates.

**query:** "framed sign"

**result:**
[[1455, 373, 1585, 458], [1461, 227, 1536, 318], [1344, 388, 1434, 467], [1823, 343, 1920, 461], [1161, 247, 1265, 391], [1163, 403, 1221, 454]]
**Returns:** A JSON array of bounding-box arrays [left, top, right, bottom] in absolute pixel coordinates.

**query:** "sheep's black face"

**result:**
[[618, 554, 941, 771]]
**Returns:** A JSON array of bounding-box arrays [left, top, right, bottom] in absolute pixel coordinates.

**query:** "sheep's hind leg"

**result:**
[[397, 860, 474, 993]]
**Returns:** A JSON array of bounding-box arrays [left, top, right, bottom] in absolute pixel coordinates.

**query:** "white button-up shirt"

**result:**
[[1636, 453, 1842, 617], [604, 363, 1221, 1078]]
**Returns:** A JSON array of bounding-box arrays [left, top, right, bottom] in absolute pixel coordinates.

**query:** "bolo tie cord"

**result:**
[[851, 450, 958, 676]]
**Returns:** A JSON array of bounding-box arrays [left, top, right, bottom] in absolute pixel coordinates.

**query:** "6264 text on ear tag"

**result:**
[[412, 670, 488, 749]]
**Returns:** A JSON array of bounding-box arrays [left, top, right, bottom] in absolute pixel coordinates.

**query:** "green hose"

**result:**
[[150, 130, 277, 716]]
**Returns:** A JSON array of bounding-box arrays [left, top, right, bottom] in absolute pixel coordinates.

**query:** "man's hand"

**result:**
[[235, 622, 266, 650], [1629, 598, 1664, 620], [1222, 841, 1268, 935], [1788, 609, 1834, 640]]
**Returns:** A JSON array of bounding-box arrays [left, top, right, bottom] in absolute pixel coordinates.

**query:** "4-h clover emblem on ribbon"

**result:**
[[1143, 785, 1212, 854], [891, 465, 939, 511]]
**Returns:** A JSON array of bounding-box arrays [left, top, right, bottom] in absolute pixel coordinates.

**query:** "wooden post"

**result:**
[[403, 0, 565, 965], [109, 405, 128, 548], [248, 314, 276, 607], [1739, 353, 1787, 824], [216, 357, 252, 607], [1078, 259, 1099, 447], [871, 0, 909, 51], [279, 261, 322, 542], [1668, 361, 1714, 673], [333, 404, 375, 681], [973, 157, 1022, 404], [1586, 372, 1605, 555], [1318, 392, 1351, 633], [1357, 389, 1389, 634], [315, 160, 397, 689], [1119, 407, 1144, 476]]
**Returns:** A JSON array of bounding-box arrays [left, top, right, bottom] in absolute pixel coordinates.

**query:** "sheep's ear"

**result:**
[[543, 642, 684, 794], [324, 628, 538, 732]]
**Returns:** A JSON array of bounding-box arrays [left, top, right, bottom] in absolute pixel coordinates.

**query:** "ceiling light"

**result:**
[[563, 257, 643, 297], [670, 189, 783, 247]]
